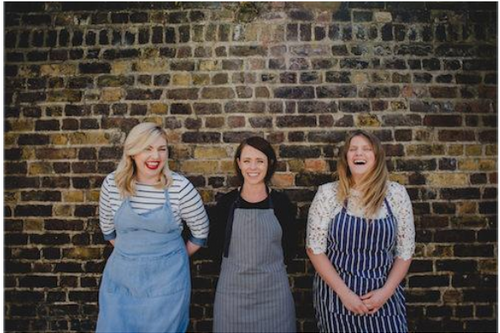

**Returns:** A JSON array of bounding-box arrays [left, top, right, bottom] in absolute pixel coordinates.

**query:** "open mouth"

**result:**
[[353, 160, 366, 165], [146, 161, 160, 170]]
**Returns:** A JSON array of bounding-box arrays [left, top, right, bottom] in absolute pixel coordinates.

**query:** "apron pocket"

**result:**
[[104, 248, 189, 298]]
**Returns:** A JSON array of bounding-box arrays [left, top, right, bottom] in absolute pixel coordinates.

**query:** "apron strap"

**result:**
[[223, 186, 272, 258], [342, 199, 348, 213], [384, 198, 394, 217]]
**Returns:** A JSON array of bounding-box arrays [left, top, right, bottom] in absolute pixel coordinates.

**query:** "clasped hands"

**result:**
[[339, 287, 393, 316]]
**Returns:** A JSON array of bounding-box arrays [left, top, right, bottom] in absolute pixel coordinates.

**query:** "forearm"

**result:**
[[186, 240, 201, 257], [383, 257, 412, 293], [306, 248, 350, 297]]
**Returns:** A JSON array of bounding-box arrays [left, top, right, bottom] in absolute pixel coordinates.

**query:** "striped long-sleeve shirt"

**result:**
[[99, 171, 209, 246]]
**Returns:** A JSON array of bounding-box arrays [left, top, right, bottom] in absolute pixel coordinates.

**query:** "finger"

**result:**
[[360, 303, 370, 313], [360, 292, 373, 300]]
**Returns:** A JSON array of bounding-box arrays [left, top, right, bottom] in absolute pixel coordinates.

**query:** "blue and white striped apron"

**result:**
[[97, 190, 190, 333], [313, 199, 407, 333]]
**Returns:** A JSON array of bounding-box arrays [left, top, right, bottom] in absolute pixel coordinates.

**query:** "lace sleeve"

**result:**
[[388, 182, 415, 260], [306, 183, 339, 254]]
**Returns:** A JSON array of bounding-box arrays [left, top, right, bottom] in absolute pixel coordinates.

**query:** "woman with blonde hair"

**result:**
[[96, 122, 209, 333], [307, 130, 415, 332]]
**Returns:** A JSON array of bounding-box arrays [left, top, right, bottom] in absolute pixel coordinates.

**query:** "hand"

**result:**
[[360, 287, 393, 315], [338, 289, 370, 315], [185, 240, 201, 257]]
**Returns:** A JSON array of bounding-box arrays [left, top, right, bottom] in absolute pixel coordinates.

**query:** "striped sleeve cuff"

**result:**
[[188, 235, 207, 247], [103, 231, 116, 241]]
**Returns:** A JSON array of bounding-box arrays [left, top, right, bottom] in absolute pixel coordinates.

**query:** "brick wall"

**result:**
[[4, 2, 497, 332]]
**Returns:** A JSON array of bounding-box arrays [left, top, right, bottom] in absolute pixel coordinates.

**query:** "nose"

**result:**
[[150, 149, 160, 159]]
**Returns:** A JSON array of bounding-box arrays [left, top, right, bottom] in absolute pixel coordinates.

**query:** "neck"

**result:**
[[240, 182, 268, 203], [136, 174, 161, 185]]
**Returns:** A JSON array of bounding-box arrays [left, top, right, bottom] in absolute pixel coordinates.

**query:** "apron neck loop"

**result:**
[[223, 186, 273, 258]]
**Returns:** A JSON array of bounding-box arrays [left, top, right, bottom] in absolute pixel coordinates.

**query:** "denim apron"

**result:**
[[213, 191, 296, 332], [313, 199, 407, 333], [97, 190, 190, 333]]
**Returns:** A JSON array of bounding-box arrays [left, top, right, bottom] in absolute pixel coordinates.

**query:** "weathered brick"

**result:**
[[280, 145, 321, 158], [438, 130, 475, 142], [167, 88, 199, 100], [298, 101, 337, 114], [277, 116, 317, 128], [317, 85, 357, 98], [229, 45, 267, 57], [225, 101, 265, 113], [274, 86, 315, 99], [424, 115, 462, 127], [201, 87, 234, 99]]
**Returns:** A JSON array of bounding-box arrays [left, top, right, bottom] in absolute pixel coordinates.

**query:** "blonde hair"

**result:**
[[336, 130, 388, 218], [115, 122, 173, 198]]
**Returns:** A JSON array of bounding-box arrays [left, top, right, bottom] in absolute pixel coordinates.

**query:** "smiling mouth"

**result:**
[[146, 162, 160, 170], [353, 160, 367, 165]]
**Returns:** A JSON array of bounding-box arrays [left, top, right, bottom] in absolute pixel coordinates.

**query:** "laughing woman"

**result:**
[[307, 130, 415, 333], [209, 136, 297, 333], [96, 123, 209, 333]]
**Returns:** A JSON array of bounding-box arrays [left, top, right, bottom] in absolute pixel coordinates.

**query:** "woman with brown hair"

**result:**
[[209, 136, 297, 332], [307, 130, 415, 332]]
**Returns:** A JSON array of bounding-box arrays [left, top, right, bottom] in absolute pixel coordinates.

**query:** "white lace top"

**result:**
[[306, 181, 415, 260]]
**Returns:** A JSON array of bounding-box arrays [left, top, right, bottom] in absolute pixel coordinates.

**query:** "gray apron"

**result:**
[[213, 192, 296, 332]]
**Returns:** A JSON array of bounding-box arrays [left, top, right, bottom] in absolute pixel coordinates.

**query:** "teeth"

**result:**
[[354, 160, 366, 165]]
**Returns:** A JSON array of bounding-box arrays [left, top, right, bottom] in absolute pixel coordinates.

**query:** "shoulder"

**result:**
[[387, 181, 409, 198], [270, 189, 291, 202], [317, 181, 339, 198], [103, 172, 117, 187], [171, 171, 188, 185], [217, 189, 239, 206], [169, 172, 194, 191]]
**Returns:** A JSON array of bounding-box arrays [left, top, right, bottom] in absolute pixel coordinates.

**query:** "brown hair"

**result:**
[[234, 136, 277, 184], [337, 130, 388, 217]]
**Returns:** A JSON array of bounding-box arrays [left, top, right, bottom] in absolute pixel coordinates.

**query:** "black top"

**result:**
[[208, 189, 297, 267]]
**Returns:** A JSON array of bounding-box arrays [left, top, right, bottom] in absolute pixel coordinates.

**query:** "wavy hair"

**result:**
[[337, 130, 388, 218], [115, 122, 173, 198]]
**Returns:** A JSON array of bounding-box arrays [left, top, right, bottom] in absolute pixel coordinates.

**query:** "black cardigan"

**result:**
[[207, 189, 297, 268]]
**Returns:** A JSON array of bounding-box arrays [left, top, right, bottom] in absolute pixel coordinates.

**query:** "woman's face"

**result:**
[[347, 135, 376, 184], [237, 145, 269, 186], [132, 136, 168, 184]]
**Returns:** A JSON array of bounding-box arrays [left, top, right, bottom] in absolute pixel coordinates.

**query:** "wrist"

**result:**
[[335, 285, 353, 298], [382, 284, 396, 297]]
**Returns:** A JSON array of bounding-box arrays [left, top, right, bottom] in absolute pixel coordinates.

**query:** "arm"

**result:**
[[306, 183, 369, 315], [361, 182, 415, 313], [360, 258, 411, 314], [273, 191, 297, 265], [99, 176, 117, 245], [307, 249, 370, 315], [177, 178, 209, 254], [207, 192, 234, 262]]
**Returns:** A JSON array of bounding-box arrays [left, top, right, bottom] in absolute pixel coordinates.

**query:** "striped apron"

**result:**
[[213, 194, 296, 332], [97, 190, 190, 333], [313, 199, 408, 333]]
